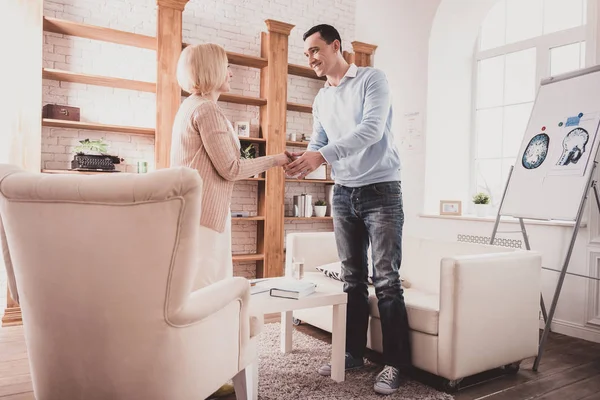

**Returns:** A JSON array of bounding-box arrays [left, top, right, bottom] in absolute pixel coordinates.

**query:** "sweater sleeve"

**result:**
[[193, 102, 278, 181]]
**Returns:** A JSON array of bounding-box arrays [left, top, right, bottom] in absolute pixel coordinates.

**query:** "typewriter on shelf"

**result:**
[[70, 138, 124, 172], [71, 154, 124, 172]]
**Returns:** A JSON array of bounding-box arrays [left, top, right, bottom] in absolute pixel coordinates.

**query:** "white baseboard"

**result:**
[[539, 318, 600, 343]]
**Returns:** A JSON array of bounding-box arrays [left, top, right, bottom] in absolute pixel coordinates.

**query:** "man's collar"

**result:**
[[325, 63, 358, 87]]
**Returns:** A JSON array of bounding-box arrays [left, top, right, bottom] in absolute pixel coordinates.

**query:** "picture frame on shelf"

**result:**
[[439, 200, 462, 216], [234, 121, 250, 137]]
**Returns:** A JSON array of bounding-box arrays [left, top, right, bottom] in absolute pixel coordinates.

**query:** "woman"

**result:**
[[171, 43, 289, 288], [170, 43, 288, 398]]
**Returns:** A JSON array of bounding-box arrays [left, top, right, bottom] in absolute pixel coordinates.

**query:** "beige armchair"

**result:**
[[0, 164, 259, 400]]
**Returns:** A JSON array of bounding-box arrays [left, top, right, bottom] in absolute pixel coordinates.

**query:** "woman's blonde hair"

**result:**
[[176, 43, 228, 95]]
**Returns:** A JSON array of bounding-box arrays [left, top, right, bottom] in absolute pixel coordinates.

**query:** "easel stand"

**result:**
[[490, 162, 600, 372]]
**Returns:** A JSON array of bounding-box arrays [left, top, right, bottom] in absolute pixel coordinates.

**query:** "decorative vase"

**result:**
[[474, 204, 489, 217], [314, 206, 327, 217]]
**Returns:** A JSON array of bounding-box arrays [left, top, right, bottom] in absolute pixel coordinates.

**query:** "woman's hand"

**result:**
[[274, 152, 294, 167]]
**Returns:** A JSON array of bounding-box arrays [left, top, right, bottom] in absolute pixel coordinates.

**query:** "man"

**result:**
[[284, 24, 410, 395]]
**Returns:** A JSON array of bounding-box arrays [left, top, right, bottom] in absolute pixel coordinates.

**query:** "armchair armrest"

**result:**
[[437, 251, 541, 381], [168, 277, 250, 327], [168, 277, 252, 370], [285, 232, 339, 276]]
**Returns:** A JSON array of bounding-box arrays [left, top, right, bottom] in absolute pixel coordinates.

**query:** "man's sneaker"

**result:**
[[318, 352, 364, 376], [374, 365, 402, 395]]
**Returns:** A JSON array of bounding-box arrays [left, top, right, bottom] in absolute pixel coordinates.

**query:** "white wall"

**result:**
[[356, 0, 600, 343], [354, 0, 440, 230]]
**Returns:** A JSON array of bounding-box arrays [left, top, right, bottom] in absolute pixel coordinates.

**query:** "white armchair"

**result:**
[[0, 164, 259, 400]]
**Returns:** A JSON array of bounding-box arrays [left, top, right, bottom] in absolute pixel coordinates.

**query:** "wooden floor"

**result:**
[[2, 317, 600, 400]]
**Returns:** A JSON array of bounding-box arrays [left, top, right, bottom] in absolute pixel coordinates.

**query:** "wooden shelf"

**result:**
[[42, 119, 155, 136], [227, 51, 268, 69], [285, 217, 333, 221], [220, 93, 267, 107], [42, 169, 120, 175], [286, 178, 334, 184], [232, 253, 265, 262], [43, 68, 155, 92], [288, 63, 326, 80], [240, 137, 267, 144], [43, 17, 156, 50], [182, 43, 268, 69], [287, 102, 312, 113], [180, 91, 267, 107], [286, 141, 308, 147], [232, 216, 265, 221]]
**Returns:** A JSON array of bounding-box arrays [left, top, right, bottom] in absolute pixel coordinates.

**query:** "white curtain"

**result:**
[[0, 0, 44, 311]]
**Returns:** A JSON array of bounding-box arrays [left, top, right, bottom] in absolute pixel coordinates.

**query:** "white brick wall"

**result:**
[[36, 0, 352, 278]]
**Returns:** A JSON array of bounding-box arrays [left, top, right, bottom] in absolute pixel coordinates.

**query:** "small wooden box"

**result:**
[[42, 104, 80, 121]]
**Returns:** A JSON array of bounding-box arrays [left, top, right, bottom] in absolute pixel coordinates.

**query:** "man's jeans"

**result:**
[[332, 181, 411, 369]]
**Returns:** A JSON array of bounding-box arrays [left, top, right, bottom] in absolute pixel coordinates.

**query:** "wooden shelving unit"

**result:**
[[42, 119, 155, 136], [3, 3, 378, 326]]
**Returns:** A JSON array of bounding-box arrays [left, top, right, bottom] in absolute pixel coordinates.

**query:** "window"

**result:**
[[550, 42, 586, 76], [473, 0, 587, 206]]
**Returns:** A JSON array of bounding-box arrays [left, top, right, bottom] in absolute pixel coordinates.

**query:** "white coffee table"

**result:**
[[249, 287, 348, 382]]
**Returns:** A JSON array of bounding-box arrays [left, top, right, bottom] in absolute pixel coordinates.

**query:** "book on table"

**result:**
[[269, 279, 316, 299], [249, 277, 316, 298]]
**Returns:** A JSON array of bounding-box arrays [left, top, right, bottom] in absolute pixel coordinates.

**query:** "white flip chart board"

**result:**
[[500, 65, 600, 221]]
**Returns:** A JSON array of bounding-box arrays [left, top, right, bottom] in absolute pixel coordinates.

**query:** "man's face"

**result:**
[[303, 32, 338, 77]]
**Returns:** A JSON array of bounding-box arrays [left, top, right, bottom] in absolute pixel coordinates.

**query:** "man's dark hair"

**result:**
[[303, 24, 342, 53]]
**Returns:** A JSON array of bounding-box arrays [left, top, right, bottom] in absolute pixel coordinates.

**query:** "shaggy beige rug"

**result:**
[[257, 323, 454, 400]]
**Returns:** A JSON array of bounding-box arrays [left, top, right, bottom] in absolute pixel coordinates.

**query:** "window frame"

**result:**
[[470, 1, 591, 212]]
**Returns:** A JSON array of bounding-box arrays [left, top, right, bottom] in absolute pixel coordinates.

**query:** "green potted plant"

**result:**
[[240, 143, 256, 159], [74, 138, 109, 155], [472, 192, 491, 217], [240, 143, 260, 178], [314, 199, 327, 217]]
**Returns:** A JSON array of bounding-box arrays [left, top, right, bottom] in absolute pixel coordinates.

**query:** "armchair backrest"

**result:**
[[0, 164, 204, 396]]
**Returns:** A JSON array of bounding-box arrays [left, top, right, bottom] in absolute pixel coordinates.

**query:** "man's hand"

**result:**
[[284, 151, 326, 179]]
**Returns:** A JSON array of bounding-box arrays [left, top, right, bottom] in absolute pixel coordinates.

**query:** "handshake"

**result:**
[[274, 150, 326, 180]]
